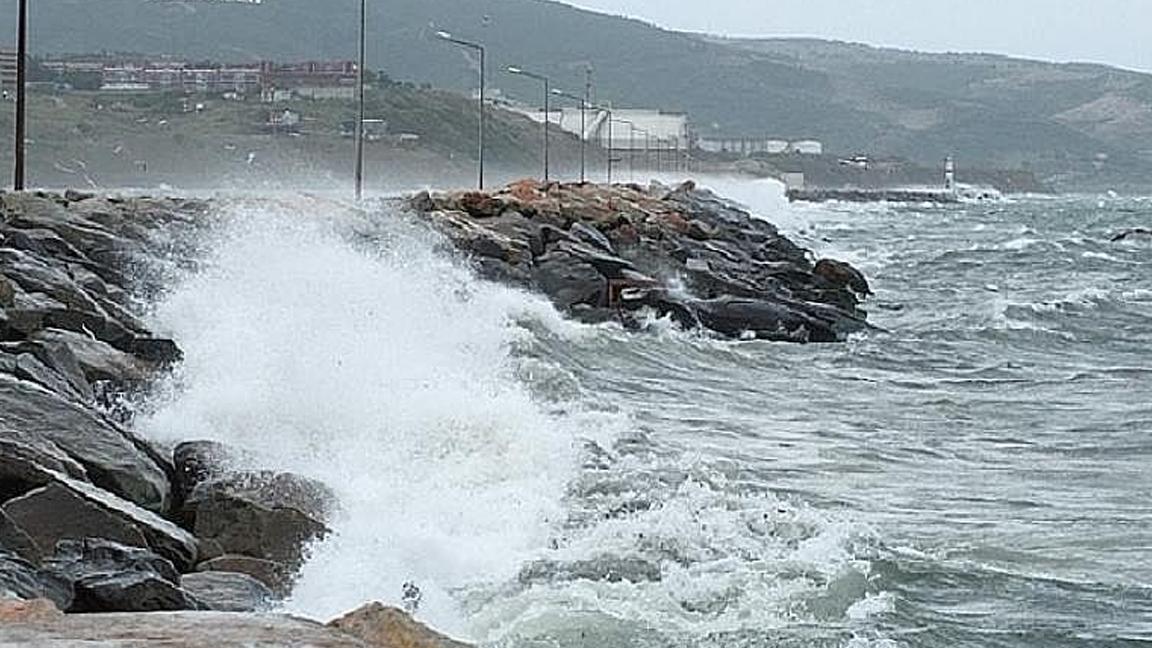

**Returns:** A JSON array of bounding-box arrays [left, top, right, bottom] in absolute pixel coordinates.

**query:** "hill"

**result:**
[[4, 0, 1152, 190]]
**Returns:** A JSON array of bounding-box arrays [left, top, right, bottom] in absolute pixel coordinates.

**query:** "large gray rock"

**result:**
[[2, 474, 198, 571], [182, 472, 331, 572], [67, 571, 202, 613], [195, 554, 295, 598], [0, 550, 73, 611], [29, 328, 146, 384], [0, 374, 170, 511], [532, 250, 607, 310], [180, 571, 275, 612], [44, 538, 200, 613]]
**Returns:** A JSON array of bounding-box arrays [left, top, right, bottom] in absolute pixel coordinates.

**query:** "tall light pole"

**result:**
[[551, 88, 587, 183], [437, 31, 485, 190], [353, 0, 367, 200], [13, 0, 28, 190], [507, 66, 550, 182]]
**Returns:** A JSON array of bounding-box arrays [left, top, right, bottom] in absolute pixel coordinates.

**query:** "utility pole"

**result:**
[[353, 0, 366, 201], [13, 0, 28, 190], [437, 31, 486, 189], [507, 66, 551, 182], [552, 88, 587, 183]]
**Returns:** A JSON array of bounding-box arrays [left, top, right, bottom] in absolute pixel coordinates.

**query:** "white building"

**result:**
[[788, 140, 824, 155]]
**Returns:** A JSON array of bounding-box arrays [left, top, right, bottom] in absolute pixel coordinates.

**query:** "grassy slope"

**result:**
[[0, 82, 586, 191]]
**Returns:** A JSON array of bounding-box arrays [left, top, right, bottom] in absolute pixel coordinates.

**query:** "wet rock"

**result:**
[[814, 258, 872, 296], [123, 336, 183, 365], [195, 554, 295, 598], [44, 538, 201, 613], [29, 328, 146, 384], [0, 273, 14, 307], [409, 181, 870, 343], [180, 571, 275, 612], [68, 571, 203, 613], [182, 471, 332, 572], [173, 440, 236, 505], [328, 602, 473, 648], [46, 538, 182, 585], [3, 336, 93, 401], [0, 550, 73, 610], [0, 374, 170, 511], [2, 475, 198, 571], [533, 250, 607, 309]]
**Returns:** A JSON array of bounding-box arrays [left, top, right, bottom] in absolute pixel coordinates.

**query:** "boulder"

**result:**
[[814, 259, 872, 296], [328, 602, 473, 648], [690, 297, 838, 343], [29, 328, 146, 384], [2, 475, 198, 571], [0, 550, 73, 610], [44, 538, 201, 613], [67, 571, 202, 613], [180, 571, 275, 612], [0, 374, 170, 511], [173, 440, 236, 505], [195, 555, 295, 598], [182, 471, 332, 572], [532, 251, 607, 310], [2, 336, 93, 401]]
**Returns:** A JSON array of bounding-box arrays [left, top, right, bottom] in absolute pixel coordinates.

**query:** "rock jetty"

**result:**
[[0, 191, 468, 646], [2, 180, 869, 643], [411, 180, 870, 342]]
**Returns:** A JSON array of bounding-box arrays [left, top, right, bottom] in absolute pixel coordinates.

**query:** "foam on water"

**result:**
[[138, 198, 586, 636]]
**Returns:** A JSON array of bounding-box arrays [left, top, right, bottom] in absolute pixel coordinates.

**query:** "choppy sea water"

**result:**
[[138, 183, 1152, 647]]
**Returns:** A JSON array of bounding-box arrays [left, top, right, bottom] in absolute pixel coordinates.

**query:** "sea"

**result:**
[[135, 179, 1152, 647]]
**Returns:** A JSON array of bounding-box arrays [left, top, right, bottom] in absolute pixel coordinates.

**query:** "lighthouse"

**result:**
[[944, 156, 956, 193]]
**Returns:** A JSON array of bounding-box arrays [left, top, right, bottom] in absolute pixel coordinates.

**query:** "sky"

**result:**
[[568, 0, 1152, 73]]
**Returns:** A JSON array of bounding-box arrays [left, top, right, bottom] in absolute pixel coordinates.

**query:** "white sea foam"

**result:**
[[138, 198, 585, 636]]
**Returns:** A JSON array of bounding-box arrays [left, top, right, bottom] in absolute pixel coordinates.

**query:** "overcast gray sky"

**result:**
[[568, 0, 1152, 72]]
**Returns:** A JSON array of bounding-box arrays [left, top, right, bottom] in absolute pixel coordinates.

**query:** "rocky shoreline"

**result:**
[[410, 180, 870, 343], [0, 191, 465, 646], [1, 182, 869, 644]]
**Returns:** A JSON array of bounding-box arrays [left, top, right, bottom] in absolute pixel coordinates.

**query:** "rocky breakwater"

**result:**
[[0, 191, 469, 647], [411, 180, 871, 342]]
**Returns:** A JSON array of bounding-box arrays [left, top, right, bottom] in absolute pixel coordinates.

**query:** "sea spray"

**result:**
[[138, 198, 586, 635]]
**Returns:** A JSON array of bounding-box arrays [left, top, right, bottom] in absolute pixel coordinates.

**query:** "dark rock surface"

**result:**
[[180, 571, 275, 612], [410, 180, 871, 342], [45, 538, 202, 613]]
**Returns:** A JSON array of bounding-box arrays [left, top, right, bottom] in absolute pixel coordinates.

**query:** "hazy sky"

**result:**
[[568, 0, 1152, 72]]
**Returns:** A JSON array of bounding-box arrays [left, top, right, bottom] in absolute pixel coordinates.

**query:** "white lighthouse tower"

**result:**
[[944, 156, 956, 193]]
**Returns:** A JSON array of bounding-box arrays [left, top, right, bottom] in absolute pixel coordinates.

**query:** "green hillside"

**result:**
[[4, 0, 1152, 190]]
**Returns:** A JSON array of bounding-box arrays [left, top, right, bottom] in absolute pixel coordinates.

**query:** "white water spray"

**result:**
[[139, 198, 583, 636]]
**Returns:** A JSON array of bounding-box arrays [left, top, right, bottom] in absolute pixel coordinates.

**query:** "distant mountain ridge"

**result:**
[[5, 0, 1152, 190]]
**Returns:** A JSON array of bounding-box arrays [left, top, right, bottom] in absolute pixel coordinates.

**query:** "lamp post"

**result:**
[[507, 66, 550, 182], [437, 31, 485, 190], [551, 88, 588, 184], [353, 0, 367, 201], [13, 0, 27, 190], [599, 104, 615, 184]]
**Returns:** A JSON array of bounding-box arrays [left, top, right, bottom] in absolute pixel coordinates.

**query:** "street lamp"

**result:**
[[12, 0, 27, 190], [436, 31, 485, 190], [551, 88, 588, 183], [507, 66, 550, 182], [353, 0, 367, 201]]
